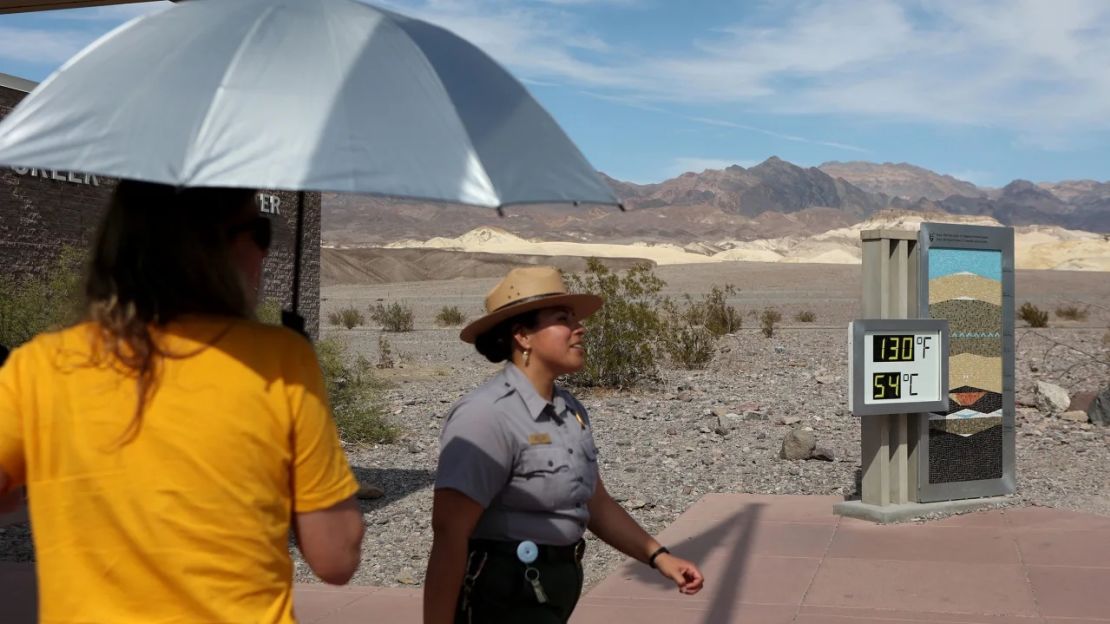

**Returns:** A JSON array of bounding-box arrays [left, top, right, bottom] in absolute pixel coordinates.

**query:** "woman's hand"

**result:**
[[654, 553, 704, 595]]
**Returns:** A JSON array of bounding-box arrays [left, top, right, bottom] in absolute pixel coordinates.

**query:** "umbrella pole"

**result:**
[[281, 191, 308, 338]]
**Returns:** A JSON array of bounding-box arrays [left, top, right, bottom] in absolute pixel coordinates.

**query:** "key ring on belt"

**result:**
[[460, 549, 489, 623]]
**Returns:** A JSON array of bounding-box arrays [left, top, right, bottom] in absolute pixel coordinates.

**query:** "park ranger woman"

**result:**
[[424, 266, 704, 623]]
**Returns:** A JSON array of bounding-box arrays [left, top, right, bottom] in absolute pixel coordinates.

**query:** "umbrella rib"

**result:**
[[321, 0, 359, 192], [181, 4, 280, 185], [383, 14, 500, 207]]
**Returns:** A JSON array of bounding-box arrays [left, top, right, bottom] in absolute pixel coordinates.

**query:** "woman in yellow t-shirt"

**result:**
[[0, 181, 364, 623]]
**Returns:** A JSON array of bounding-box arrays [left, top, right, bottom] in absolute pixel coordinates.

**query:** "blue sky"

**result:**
[[2, 0, 1109, 187]]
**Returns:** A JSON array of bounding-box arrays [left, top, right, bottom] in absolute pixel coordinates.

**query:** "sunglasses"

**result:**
[[227, 216, 272, 251]]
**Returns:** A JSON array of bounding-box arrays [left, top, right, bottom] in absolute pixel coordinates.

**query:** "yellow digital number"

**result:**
[[889, 374, 900, 397], [886, 338, 898, 361], [901, 336, 913, 361], [873, 375, 885, 399]]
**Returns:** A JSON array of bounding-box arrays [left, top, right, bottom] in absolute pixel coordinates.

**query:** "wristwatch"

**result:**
[[648, 546, 670, 568]]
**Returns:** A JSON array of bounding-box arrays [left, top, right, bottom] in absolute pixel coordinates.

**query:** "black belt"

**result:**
[[469, 538, 586, 564]]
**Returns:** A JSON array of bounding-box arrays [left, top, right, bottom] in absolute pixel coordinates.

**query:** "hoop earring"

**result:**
[[523, 349, 531, 366]]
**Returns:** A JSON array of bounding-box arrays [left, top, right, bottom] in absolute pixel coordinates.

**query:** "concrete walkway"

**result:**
[[4, 494, 1110, 623]]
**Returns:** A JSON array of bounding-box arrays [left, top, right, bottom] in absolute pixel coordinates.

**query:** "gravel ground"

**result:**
[[3, 264, 1108, 595]]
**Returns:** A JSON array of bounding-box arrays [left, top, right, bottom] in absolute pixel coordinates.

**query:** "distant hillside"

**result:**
[[321, 157, 1109, 246], [818, 161, 982, 201]]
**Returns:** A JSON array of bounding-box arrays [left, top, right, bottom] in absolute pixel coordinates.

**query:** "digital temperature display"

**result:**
[[849, 319, 950, 417], [873, 335, 914, 362], [872, 372, 903, 400]]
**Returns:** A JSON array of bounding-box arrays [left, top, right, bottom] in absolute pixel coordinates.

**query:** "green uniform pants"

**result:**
[[456, 548, 584, 624]]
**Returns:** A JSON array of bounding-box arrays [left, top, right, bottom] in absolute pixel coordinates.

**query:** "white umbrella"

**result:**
[[0, 0, 619, 210]]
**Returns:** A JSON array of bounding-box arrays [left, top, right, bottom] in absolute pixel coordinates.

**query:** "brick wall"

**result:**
[[0, 82, 320, 338]]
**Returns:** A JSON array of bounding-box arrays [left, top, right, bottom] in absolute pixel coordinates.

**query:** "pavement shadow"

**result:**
[[350, 466, 435, 512], [598, 502, 764, 624]]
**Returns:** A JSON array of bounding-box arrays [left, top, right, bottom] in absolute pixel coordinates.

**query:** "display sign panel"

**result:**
[[849, 319, 949, 416], [917, 223, 1015, 502]]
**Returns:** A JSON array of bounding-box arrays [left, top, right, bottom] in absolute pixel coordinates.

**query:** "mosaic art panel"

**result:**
[[928, 425, 1004, 483], [927, 248, 1005, 484]]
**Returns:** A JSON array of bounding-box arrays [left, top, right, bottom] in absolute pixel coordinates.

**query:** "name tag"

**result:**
[[528, 433, 552, 445]]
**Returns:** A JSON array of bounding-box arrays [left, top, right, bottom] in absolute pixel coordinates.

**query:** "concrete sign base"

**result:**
[[833, 496, 1013, 524]]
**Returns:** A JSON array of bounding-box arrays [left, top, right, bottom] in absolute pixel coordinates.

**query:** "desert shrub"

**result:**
[[795, 310, 817, 323], [370, 301, 414, 332], [684, 284, 741, 336], [315, 338, 397, 444], [1054, 305, 1089, 321], [376, 334, 395, 369], [329, 306, 366, 329], [760, 308, 782, 338], [435, 305, 467, 326], [564, 259, 666, 388], [0, 246, 85, 348], [255, 299, 283, 326], [1018, 302, 1049, 328], [662, 322, 715, 369]]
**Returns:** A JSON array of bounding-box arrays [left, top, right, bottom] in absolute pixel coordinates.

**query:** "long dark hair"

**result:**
[[85, 180, 257, 443]]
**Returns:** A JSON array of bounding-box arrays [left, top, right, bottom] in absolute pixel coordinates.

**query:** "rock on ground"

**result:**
[[1035, 381, 1071, 415]]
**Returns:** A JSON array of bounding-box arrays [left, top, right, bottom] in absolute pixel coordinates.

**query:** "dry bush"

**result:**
[[315, 338, 396, 444], [328, 306, 366, 329], [760, 308, 782, 338], [0, 246, 85, 348], [795, 310, 817, 323], [564, 259, 666, 388], [435, 305, 467, 326], [683, 284, 741, 336], [255, 299, 283, 326], [1054, 305, 1089, 321], [376, 334, 395, 369], [370, 301, 414, 332], [662, 323, 715, 369], [1018, 302, 1049, 328]]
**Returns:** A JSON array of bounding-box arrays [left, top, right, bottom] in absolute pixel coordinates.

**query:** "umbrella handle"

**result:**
[[281, 310, 308, 340]]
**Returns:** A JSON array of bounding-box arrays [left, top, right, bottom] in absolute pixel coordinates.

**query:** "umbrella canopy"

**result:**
[[0, 0, 618, 209]]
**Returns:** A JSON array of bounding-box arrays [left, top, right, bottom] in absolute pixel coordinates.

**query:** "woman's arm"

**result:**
[[586, 477, 704, 595], [424, 488, 484, 624]]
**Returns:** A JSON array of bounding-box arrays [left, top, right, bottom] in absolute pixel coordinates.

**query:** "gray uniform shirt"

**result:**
[[435, 364, 599, 546]]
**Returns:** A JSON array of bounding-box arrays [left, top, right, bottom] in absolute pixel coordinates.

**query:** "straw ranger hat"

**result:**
[[460, 266, 603, 343]]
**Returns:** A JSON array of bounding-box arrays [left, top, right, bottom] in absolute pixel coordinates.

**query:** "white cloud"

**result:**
[[684, 115, 868, 153], [8, 0, 1108, 145], [382, 0, 1110, 141], [0, 2, 172, 68], [47, 2, 172, 21], [0, 27, 91, 64], [527, 0, 640, 6], [668, 157, 758, 177]]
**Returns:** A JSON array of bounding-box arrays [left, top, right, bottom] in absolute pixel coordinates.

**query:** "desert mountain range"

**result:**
[[322, 157, 1109, 248], [322, 158, 1110, 272]]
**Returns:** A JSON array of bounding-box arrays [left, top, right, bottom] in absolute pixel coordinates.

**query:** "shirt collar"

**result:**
[[503, 363, 568, 421]]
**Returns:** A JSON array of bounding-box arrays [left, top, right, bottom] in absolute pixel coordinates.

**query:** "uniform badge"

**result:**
[[528, 433, 552, 445]]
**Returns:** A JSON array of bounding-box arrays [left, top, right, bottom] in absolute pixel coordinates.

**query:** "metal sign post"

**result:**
[[836, 226, 1014, 523]]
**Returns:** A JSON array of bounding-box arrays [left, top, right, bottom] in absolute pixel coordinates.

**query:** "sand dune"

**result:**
[[373, 214, 1110, 271], [949, 354, 1004, 394], [929, 273, 1002, 305]]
